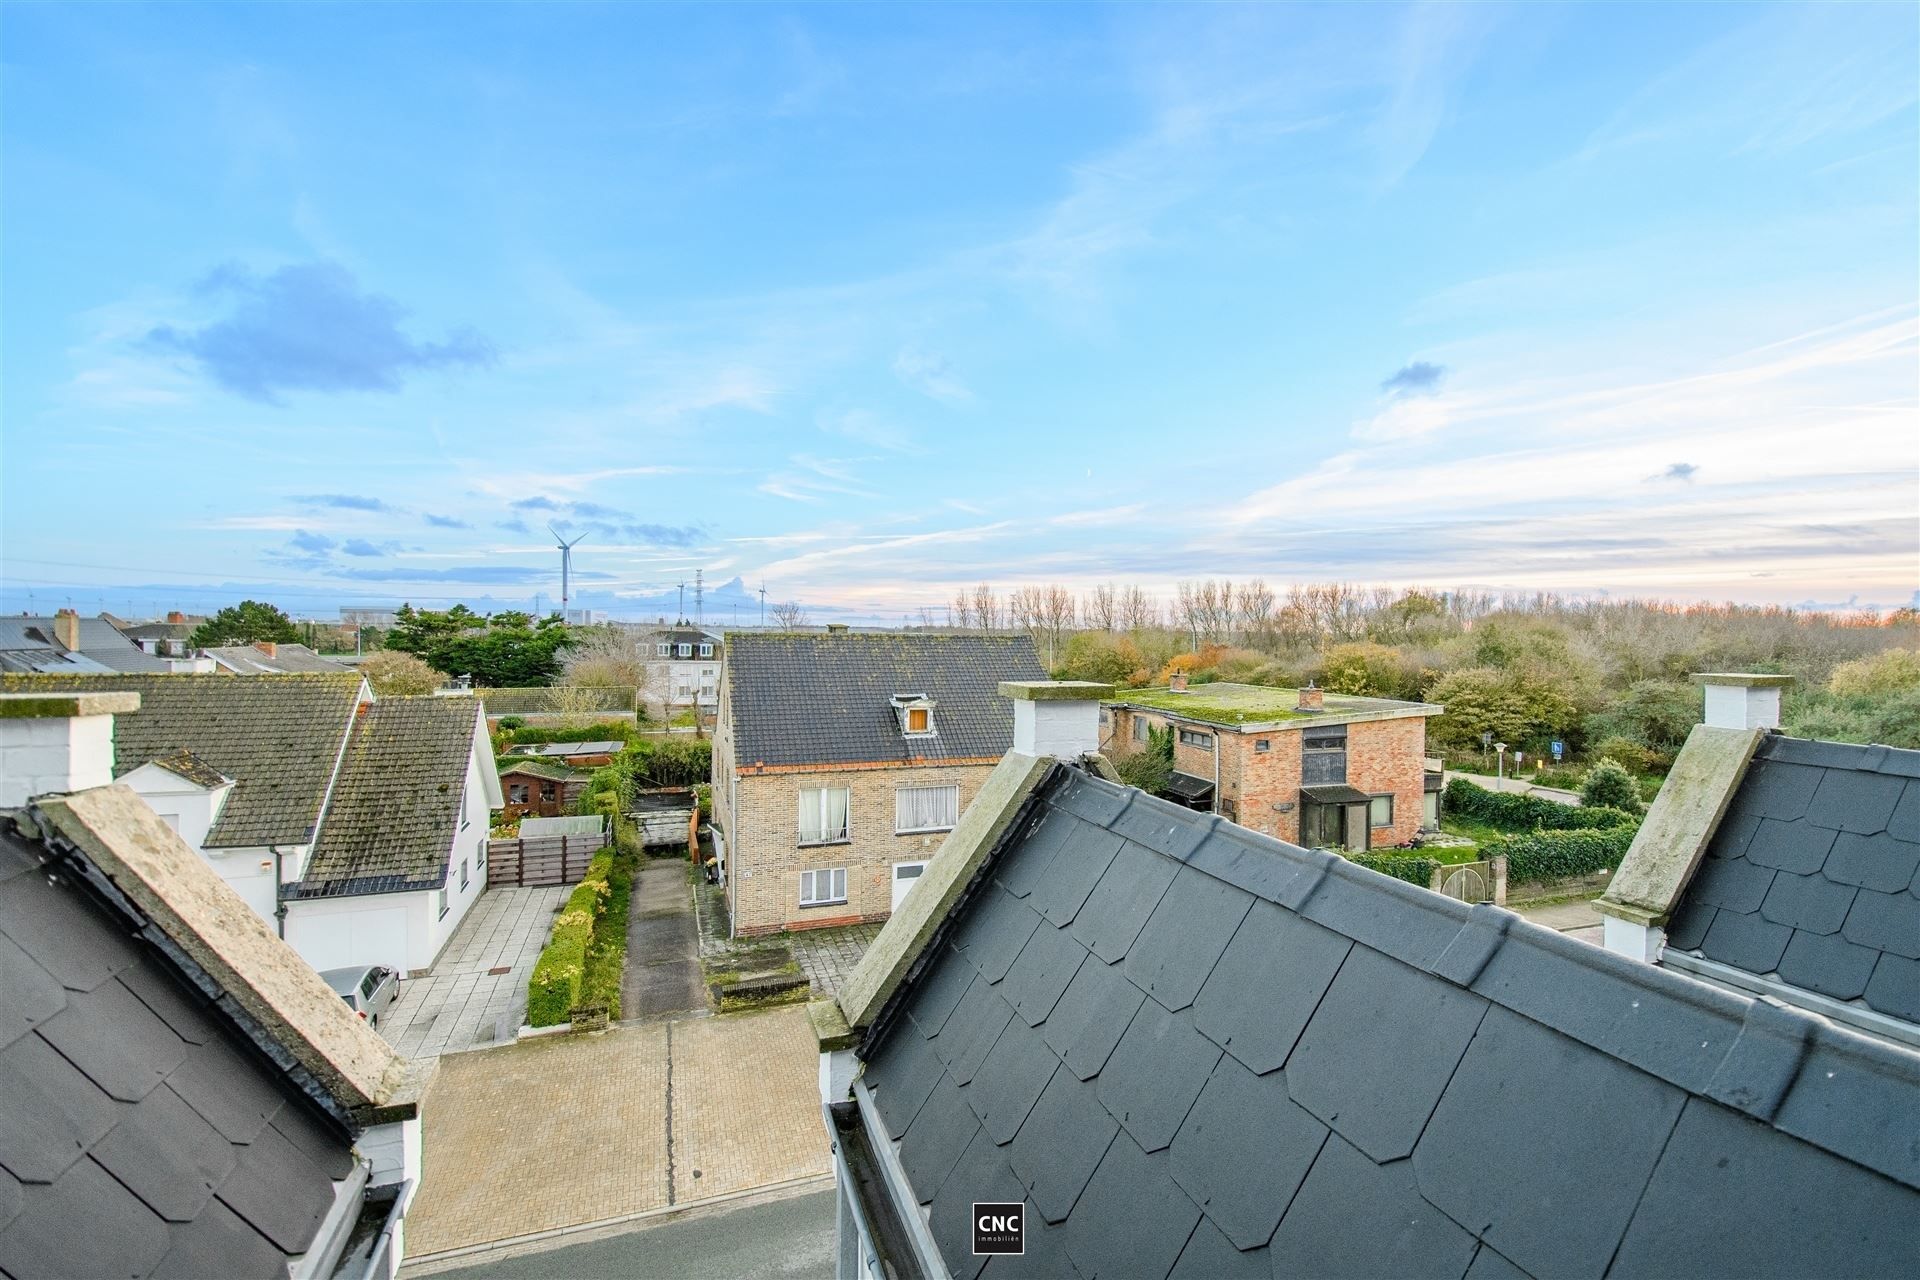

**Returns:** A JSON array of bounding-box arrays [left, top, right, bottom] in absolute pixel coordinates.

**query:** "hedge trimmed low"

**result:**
[[527, 851, 615, 1027], [1345, 852, 1440, 886], [1485, 826, 1636, 883], [1444, 778, 1638, 833]]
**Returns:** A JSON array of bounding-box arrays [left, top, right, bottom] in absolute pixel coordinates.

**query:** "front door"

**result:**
[[892, 861, 929, 912]]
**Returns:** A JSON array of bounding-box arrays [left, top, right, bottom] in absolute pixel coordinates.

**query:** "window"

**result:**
[[478, 838, 486, 869], [1369, 795, 1394, 828], [1134, 718, 1149, 742], [436, 888, 448, 920], [460, 858, 470, 889], [678, 643, 692, 657], [906, 706, 930, 734], [896, 784, 960, 833], [1302, 725, 1348, 785], [800, 867, 848, 907], [656, 642, 671, 657], [798, 787, 852, 844], [508, 783, 529, 804], [699, 643, 713, 657], [1255, 739, 1271, 753], [540, 781, 557, 801], [1179, 728, 1212, 748]]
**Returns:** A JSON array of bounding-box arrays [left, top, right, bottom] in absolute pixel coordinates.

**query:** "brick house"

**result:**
[[1102, 680, 1443, 851], [711, 630, 1045, 936], [498, 759, 591, 820]]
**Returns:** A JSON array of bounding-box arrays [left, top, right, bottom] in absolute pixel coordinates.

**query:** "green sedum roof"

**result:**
[[1110, 682, 1438, 727]]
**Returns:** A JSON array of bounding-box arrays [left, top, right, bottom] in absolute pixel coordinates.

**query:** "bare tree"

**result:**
[[770, 601, 812, 628], [1120, 585, 1158, 632], [546, 682, 611, 728], [950, 590, 973, 630], [1084, 583, 1117, 633], [1039, 585, 1077, 668], [562, 625, 648, 688], [1008, 585, 1046, 635], [1235, 579, 1275, 646], [970, 582, 1001, 631]]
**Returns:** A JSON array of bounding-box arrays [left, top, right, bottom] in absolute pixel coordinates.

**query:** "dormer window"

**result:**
[[656, 643, 671, 657], [678, 643, 693, 658], [891, 693, 937, 738]]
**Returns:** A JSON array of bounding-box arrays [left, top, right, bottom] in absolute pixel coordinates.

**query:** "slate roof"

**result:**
[[856, 766, 1920, 1280], [0, 617, 170, 673], [0, 674, 365, 848], [290, 698, 482, 897], [1665, 735, 1920, 1026], [204, 643, 353, 675], [0, 822, 356, 1279], [726, 632, 1045, 769]]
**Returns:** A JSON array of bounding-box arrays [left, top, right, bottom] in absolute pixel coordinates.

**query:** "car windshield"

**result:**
[[339, 992, 355, 1006]]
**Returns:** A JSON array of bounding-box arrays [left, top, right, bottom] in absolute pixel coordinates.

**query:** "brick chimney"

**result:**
[[1297, 682, 1324, 712], [166, 611, 185, 624], [1168, 672, 1189, 693], [1695, 673, 1793, 731], [52, 608, 80, 651], [254, 641, 278, 658], [0, 691, 140, 807], [1001, 681, 1114, 759]]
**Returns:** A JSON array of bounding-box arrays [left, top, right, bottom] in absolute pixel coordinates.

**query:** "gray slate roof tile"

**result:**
[[1168, 1055, 1324, 1249], [1775, 929, 1881, 1001], [1270, 1135, 1480, 1280], [864, 1013, 943, 1135], [1061, 1135, 1201, 1280], [953, 884, 1042, 985], [1069, 840, 1179, 964], [725, 632, 1043, 769], [1095, 1000, 1220, 1153], [1805, 766, 1906, 834], [994, 808, 1074, 899], [1840, 888, 1920, 959], [1700, 908, 1793, 974], [1758, 870, 1857, 934], [0, 868, 145, 992], [1734, 756, 1822, 821], [1824, 831, 1920, 892], [1864, 952, 1920, 1022], [1740, 818, 1834, 874], [0, 1157, 170, 1280], [856, 764, 1920, 1280], [0, 1034, 119, 1183], [1030, 826, 1124, 927], [1610, 1098, 1920, 1280], [1286, 946, 1486, 1161], [37, 979, 188, 1102], [1122, 866, 1253, 1012], [1412, 1008, 1685, 1280], [0, 934, 66, 1053], [91, 1085, 236, 1223], [148, 1198, 289, 1280], [1192, 900, 1350, 1075], [1661, 898, 1715, 950], [1000, 918, 1087, 1027], [983, 1202, 1083, 1280], [895, 1073, 981, 1206], [1005, 1070, 1118, 1224]]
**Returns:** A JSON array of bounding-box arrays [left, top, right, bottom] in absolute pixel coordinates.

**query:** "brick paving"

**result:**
[[405, 1005, 830, 1256], [380, 885, 569, 1058], [694, 875, 880, 1000]]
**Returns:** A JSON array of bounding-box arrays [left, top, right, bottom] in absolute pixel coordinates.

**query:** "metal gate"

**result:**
[[1439, 861, 1492, 904]]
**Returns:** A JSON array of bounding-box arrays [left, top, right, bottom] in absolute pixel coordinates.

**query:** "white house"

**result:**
[[643, 625, 723, 715], [0, 671, 501, 977]]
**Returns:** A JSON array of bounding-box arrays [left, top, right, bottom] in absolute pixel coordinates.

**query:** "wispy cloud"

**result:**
[[759, 454, 876, 503], [424, 513, 470, 528], [296, 492, 394, 512], [892, 347, 972, 403], [1380, 361, 1447, 398], [1654, 462, 1698, 482], [146, 261, 495, 404]]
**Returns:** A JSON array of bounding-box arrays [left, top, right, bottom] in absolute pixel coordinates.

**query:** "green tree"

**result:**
[[1056, 631, 1143, 685], [385, 605, 572, 686], [190, 600, 299, 648], [1581, 679, 1698, 756], [1579, 758, 1643, 813], [1113, 724, 1174, 795], [356, 650, 442, 696], [1828, 648, 1920, 697], [1318, 642, 1416, 699], [1425, 666, 1579, 754]]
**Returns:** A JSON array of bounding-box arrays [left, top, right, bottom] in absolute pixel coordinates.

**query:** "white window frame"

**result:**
[[656, 642, 671, 657], [678, 643, 693, 657], [798, 787, 852, 845], [895, 784, 960, 834], [800, 867, 848, 907], [699, 643, 713, 657], [1134, 718, 1149, 742]]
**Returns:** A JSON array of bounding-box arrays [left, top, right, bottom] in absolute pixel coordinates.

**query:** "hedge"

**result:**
[[1443, 778, 1639, 833], [527, 851, 616, 1027], [579, 848, 637, 1019], [1345, 852, 1440, 886], [1484, 826, 1637, 883]]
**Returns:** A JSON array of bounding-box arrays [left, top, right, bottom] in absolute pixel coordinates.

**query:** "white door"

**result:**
[[891, 861, 929, 912]]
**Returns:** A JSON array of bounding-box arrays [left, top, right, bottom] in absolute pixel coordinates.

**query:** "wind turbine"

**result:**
[[549, 525, 585, 621]]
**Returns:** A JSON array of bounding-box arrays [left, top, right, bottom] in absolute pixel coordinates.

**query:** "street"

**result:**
[[410, 1188, 835, 1280]]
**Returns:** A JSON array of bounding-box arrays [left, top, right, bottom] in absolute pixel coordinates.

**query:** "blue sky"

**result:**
[[3, 2, 1916, 622]]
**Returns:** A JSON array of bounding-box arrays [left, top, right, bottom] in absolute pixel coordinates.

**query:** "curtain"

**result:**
[[896, 785, 960, 832], [800, 788, 851, 842]]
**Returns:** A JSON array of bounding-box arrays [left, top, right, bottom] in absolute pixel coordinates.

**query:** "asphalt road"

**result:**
[[623, 861, 707, 1019], [416, 1189, 836, 1280]]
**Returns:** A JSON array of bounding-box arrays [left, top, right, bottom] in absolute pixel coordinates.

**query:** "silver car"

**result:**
[[322, 964, 400, 1028]]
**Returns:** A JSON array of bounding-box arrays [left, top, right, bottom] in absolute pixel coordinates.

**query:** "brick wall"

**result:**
[[1344, 715, 1427, 847], [726, 761, 996, 935]]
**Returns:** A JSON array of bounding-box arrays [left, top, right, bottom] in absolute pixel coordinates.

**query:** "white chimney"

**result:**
[[1696, 674, 1793, 731], [1001, 681, 1113, 759], [0, 692, 140, 808]]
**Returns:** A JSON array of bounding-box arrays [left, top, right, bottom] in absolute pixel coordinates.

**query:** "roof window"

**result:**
[[891, 693, 937, 738]]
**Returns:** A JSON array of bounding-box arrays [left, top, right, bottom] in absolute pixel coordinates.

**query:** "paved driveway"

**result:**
[[404, 1005, 830, 1259], [381, 885, 570, 1058]]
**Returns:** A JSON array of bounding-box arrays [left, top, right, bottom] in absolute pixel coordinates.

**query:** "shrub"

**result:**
[[579, 848, 637, 1018], [358, 650, 443, 696], [1579, 758, 1643, 813], [1487, 826, 1636, 884], [1443, 778, 1639, 833], [527, 852, 615, 1026], [1828, 648, 1920, 698], [498, 715, 526, 731], [1345, 852, 1439, 886], [1588, 735, 1664, 776], [504, 719, 637, 746]]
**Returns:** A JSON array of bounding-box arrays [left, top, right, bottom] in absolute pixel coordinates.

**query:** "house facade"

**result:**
[[1103, 681, 1443, 850], [0, 672, 501, 977], [642, 625, 722, 716], [711, 630, 1045, 935], [118, 610, 200, 656]]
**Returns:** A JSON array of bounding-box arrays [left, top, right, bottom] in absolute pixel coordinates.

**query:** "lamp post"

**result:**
[[1495, 742, 1508, 781]]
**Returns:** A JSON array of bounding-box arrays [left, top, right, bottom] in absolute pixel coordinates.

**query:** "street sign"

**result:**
[[1551, 740, 1564, 761]]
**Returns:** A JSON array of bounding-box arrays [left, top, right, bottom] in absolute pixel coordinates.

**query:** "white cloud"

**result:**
[[891, 348, 972, 403]]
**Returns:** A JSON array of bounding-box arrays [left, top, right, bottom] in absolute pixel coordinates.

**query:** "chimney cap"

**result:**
[[1693, 673, 1796, 688], [999, 680, 1115, 702]]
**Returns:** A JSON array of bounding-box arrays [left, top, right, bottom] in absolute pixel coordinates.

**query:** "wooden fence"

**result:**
[[487, 834, 604, 887]]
